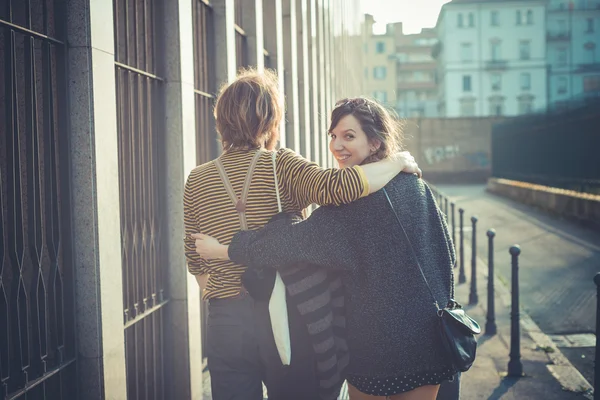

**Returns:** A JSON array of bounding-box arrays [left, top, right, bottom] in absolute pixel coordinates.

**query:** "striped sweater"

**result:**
[[183, 147, 369, 300]]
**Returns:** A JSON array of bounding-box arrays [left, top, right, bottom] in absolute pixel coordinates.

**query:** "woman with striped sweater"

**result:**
[[183, 70, 421, 400], [194, 97, 457, 400]]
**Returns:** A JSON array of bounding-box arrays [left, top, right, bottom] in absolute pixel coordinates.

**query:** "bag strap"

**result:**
[[213, 150, 263, 231], [382, 188, 440, 311], [272, 151, 282, 213]]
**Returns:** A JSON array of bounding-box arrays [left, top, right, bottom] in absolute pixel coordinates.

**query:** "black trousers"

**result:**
[[207, 293, 319, 400]]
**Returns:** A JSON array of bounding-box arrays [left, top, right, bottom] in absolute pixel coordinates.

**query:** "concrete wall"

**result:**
[[488, 177, 600, 230], [402, 117, 505, 183]]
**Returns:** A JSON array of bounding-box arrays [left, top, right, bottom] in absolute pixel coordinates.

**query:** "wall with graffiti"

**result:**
[[402, 117, 505, 182]]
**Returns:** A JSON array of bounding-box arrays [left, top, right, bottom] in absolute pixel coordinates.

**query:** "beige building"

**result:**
[[364, 14, 398, 107], [363, 17, 440, 117], [0, 0, 364, 399]]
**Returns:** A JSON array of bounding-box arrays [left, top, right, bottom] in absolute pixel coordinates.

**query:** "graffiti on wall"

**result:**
[[424, 145, 490, 168], [424, 145, 460, 165]]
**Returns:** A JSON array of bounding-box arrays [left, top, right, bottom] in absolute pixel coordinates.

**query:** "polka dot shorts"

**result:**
[[347, 367, 455, 396]]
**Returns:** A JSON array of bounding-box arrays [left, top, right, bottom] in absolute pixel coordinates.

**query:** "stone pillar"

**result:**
[[317, 1, 327, 167], [297, 0, 312, 160], [213, 0, 237, 84], [162, 0, 203, 398], [323, 0, 333, 167], [264, 0, 286, 147], [242, 0, 265, 71], [66, 0, 127, 398], [308, 0, 320, 163], [283, 0, 300, 152]]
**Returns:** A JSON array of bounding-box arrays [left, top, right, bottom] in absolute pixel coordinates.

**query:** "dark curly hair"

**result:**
[[328, 97, 403, 164]]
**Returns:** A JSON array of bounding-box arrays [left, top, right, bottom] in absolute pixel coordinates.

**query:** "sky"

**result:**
[[362, 0, 451, 34]]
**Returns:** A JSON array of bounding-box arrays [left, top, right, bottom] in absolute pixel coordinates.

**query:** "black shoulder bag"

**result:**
[[383, 188, 481, 372]]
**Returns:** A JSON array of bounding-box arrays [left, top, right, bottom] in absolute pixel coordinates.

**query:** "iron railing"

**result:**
[[0, 1, 77, 399], [234, 0, 248, 70], [113, 0, 167, 398], [492, 97, 600, 194]]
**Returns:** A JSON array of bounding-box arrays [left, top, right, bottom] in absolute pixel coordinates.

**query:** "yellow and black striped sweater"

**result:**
[[183, 147, 369, 300]]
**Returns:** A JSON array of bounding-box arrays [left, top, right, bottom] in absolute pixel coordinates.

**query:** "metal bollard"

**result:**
[[469, 216, 479, 305], [458, 209, 466, 284], [485, 229, 497, 335], [594, 272, 600, 399], [451, 202, 456, 267], [508, 245, 523, 377]]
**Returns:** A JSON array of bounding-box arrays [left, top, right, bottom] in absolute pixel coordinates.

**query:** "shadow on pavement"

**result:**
[[487, 376, 520, 400]]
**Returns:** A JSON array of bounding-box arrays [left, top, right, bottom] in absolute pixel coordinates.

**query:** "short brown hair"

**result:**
[[214, 68, 282, 150], [329, 97, 403, 164]]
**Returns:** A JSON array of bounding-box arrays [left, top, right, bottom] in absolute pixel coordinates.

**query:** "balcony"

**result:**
[[397, 61, 437, 71], [396, 81, 437, 90], [576, 63, 600, 72], [547, 31, 571, 41], [548, 3, 600, 12], [485, 60, 508, 70]]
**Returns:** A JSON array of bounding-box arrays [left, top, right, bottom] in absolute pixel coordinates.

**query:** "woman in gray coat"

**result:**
[[195, 98, 457, 400]]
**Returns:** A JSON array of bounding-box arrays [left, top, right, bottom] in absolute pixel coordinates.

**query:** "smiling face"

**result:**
[[328, 114, 378, 169]]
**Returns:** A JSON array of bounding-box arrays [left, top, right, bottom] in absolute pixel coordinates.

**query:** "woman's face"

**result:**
[[328, 114, 375, 168]]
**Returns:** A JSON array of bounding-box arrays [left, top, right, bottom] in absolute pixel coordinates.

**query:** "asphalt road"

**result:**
[[435, 183, 598, 386]]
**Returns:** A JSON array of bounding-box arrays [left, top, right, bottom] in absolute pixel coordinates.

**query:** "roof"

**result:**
[[435, 0, 546, 27]]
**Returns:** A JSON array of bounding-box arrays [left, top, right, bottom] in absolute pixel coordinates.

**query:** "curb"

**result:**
[[466, 242, 594, 399]]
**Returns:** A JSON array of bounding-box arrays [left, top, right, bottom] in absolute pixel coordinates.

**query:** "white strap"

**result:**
[[272, 151, 282, 213]]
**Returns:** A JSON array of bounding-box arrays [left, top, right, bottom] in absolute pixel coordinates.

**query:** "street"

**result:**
[[437, 183, 599, 387]]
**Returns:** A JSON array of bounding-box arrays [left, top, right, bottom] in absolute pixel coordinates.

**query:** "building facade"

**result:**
[[546, 0, 600, 108], [0, 0, 364, 399], [363, 18, 439, 117], [363, 15, 398, 108], [392, 23, 439, 118], [435, 0, 548, 117]]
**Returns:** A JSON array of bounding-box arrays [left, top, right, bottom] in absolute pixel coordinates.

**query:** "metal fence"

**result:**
[[491, 97, 600, 194], [113, 0, 167, 398], [0, 1, 77, 399]]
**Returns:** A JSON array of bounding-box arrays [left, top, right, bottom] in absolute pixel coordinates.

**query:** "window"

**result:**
[[520, 40, 531, 60], [373, 66, 387, 79], [491, 40, 502, 60], [374, 91, 388, 102], [376, 41, 386, 54], [461, 43, 473, 62], [458, 13, 464, 27], [493, 103, 503, 116], [526, 10, 533, 25], [557, 19, 567, 34], [516, 10, 522, 25], [518, 98, 534, 114], [584, 42, 597, 63], [557, 76, 568, 94], [521, 72, 531, 90], [586, 18, 595, 33], [491, 73, 502, 91], [557, 48, 567, 65], [463, 75, 472, 92], [468, 13, 475, 27], [460, 99, 476, 116], [491, 11, 500, 26], [583, 75, 600, 92]]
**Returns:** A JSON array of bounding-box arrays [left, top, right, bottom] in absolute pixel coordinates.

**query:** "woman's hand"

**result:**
[[191, 233, 230, 260], [392, 151, 422, 178]]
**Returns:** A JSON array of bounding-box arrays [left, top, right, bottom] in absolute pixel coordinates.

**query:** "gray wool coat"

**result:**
[[229, 173, 456, 379]]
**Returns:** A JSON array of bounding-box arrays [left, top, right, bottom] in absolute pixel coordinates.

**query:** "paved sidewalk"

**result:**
[[456, 241, 593, 399]]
